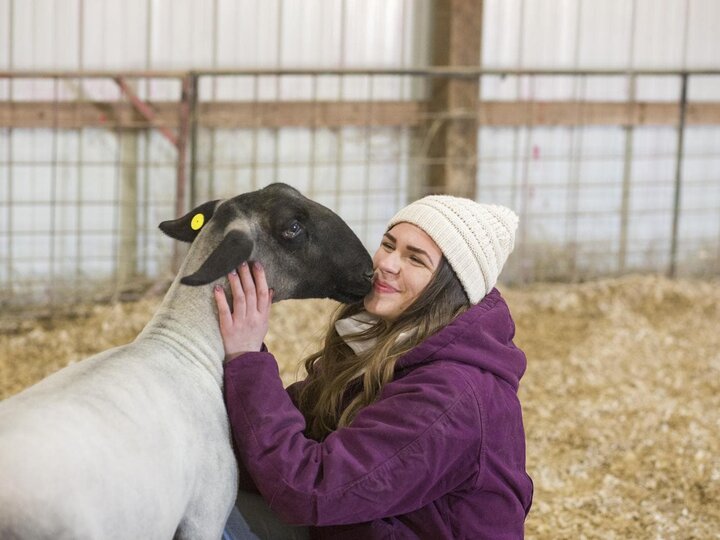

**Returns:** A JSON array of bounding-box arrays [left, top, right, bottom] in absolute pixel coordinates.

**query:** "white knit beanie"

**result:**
[[387, 195, 519, 304]]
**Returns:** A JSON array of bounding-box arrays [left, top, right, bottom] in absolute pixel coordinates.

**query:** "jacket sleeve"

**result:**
[[223, 352, 483, 526], [235, 372, 305, 493]]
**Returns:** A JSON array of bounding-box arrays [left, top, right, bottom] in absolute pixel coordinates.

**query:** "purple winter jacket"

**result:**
[[223, 288, 533, 539]]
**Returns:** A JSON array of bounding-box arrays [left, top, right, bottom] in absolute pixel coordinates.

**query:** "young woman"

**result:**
[[215, 195, 533, 539]]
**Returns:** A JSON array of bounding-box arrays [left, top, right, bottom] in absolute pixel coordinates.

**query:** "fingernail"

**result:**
[[214, 284, 222, 292], [241, 261, 248, 267], [231, 270, 237, 275]]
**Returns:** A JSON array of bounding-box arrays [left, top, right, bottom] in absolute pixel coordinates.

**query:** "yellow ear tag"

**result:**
[[191, 213, 205, 231]]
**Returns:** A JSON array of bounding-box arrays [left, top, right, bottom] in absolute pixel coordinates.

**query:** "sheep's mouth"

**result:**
[[333, 287, 370, 304], [334, 292, 364, 304], [333, 271, 373, 303]]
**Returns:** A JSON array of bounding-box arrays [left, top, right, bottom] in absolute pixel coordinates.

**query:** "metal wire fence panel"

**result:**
[[1, 68, 719, 311], [0, 127, 176, 309], [191, 125, 408, 241], [0, 73, 182, 312]]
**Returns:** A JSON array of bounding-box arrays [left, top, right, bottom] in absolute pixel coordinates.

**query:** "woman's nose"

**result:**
[[377, 252, 400, 274]]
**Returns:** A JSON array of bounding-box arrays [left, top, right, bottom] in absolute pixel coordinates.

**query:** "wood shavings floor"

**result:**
[[2, 274, 718, 539]]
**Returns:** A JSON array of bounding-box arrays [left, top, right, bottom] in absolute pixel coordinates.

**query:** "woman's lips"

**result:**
[[373, 280, 398, 294]]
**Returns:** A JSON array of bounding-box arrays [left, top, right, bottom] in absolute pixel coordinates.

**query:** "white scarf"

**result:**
[[334, 311, 415, 355]]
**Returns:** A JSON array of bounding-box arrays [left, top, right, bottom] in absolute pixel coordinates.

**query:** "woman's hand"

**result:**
[[214, 261, 273, 363]]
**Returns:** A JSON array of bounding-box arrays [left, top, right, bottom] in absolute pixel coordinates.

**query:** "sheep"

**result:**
[[0, 183, 373, 540]]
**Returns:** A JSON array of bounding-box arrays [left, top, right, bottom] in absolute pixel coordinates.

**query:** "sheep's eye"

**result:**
[[281, 221, 304, 240]]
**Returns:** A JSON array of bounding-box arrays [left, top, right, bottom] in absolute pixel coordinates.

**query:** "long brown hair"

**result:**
[[296, 256, 470, 441]]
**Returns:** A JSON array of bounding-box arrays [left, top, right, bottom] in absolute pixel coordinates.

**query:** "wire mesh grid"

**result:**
[[1, 68, 720, 313], [0, 75, 181, 312]]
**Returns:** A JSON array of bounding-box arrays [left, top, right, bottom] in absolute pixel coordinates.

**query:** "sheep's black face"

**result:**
[[172, 183, 372, 304], [250, 184, 373, 303]]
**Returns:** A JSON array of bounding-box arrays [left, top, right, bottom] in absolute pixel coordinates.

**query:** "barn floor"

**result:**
[[1, 274, 719, 539]]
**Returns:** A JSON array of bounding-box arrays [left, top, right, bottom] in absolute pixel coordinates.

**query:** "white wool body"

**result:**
[[0, 248, 235, 540]]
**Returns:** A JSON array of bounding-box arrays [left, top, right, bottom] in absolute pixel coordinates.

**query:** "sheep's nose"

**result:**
[[363, 270, 374, 282]]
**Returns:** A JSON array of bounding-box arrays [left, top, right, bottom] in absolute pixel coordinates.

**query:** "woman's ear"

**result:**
[[158, 199, 220, 243]]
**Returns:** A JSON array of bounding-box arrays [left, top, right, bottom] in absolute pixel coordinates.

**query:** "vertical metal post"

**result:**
[[188, 73, 199, 208], [208, 0, 219, 200], [334, 0, 347, 214], [250, 75, 260, 190], [362, 75, 375, 245], [619, 74, 636, 274], [669, 72, 688, 277], [566, 76, 586, 281], [518, 76, 536, 284], [308, 74, 318, 198], [272, 2, 284, 186], [177, 75, 193, 217], [49, 77, 59, 305], [619, 0, 637, 275], [507, 0, 526, 285], [75, 0, 85, 302], [143, 0, 152, 279], [117, 128, 139, 295], [173, 75, 193, 271], [5, 0, 14, 305], [565, 1, 585, 281]]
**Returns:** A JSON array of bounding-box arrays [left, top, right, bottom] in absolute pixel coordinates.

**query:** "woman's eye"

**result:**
[[410, 256, 423, 265], [381, 242, 394, 250], [281, 221, 303, 240]]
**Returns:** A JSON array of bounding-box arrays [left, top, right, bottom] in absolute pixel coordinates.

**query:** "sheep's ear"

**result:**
[[180, 230, 253, 286], [158, 199, 220, 243]]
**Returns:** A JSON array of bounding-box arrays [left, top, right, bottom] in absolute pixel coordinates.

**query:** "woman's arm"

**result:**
[[215, 261, 482, 526], [234, 371, 305, 495], [224, 353, 482, 526]]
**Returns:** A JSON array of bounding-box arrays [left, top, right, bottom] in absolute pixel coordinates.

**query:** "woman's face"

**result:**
[[364, 222, 442, 321]]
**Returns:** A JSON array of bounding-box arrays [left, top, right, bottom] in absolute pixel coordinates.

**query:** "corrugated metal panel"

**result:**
[[5, 1, 720, 73], [633, 0, 688, 67], [2, 0, 420, 72]]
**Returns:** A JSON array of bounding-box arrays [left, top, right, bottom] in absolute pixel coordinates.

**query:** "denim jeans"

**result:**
[[223, 491, 310, 540]]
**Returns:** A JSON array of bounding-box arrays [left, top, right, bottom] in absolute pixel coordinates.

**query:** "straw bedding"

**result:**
[[1, 274, 718, 539]]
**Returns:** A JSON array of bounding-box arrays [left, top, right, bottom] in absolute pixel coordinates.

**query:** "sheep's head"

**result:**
[[159, 183, 373, 303]]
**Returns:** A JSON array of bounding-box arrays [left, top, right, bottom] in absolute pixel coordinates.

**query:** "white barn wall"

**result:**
[[1, 0, 427, 296], [1, 0, 719, 295], [480, 0, 720, 278]]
